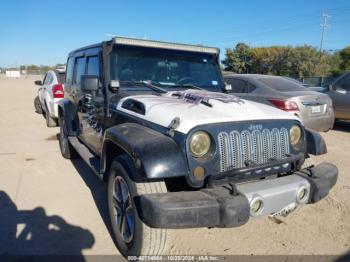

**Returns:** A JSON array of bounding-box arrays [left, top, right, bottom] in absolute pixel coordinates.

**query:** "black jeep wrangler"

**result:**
[[58, 37, 338, 256]]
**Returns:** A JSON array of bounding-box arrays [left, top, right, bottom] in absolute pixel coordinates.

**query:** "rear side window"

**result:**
[[74, 57, 86, 85], [87, 56, 100, 77], [226, 78, 247, 93], [258, 77, 307, 92], [335, 73, 350, 91], [248, 83, 257, 93], [66, 57, 74, 84]]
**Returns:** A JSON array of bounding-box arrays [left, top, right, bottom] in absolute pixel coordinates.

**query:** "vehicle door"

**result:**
[[328, 73, 350, 119], [38, 73, 48, 105], [71, 56, 88, 143], [79, 55, 104, 154], [41, 72, 53, 109]]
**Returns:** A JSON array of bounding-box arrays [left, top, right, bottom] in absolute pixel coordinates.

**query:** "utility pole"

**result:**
[[319, 13, 331, 53]]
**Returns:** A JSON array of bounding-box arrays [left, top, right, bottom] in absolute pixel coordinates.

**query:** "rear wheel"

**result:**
[[34, 96, 43, 114], [107, 157, 168, 256], [58, 117, 78, 159]]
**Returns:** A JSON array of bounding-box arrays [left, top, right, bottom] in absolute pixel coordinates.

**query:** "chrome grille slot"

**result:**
[[241, 131, 251, 165], [218, 127, 290, 172], [218, 132, 230, 172], [229, 131, 241, 170]]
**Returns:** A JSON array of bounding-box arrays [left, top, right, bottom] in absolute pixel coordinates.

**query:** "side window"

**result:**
[[66, 57, 74, 85], [47, 74, 53, 85], [248, 83, 257, 93], [226, 78, 247, 93], [87, 56, 100, 77], [335, 74, 350, 91], [74, 57, 86, 85], [43, 73, 48, 84]]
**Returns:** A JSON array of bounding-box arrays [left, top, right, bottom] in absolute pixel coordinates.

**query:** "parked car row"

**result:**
[[34, 68, 66, 127], [223, 74, 335, 132], [33, 37, 338, 257], [288, 72, 350, 121]]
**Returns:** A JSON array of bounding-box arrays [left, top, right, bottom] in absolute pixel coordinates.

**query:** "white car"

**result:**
[[34, 69, 65, 127]]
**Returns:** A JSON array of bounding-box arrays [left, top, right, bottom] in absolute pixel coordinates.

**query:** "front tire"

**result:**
[[107, 157, 168, 256], [58, 117, 78, 159]]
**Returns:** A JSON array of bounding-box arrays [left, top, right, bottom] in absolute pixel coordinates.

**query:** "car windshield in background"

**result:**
[[258, 77, 308, 92], [56, 72, 66, 84], [110, 48, 224, 90]]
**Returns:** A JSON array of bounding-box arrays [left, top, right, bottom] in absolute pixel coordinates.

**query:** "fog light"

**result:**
[[193, 166, 205, 181], [250, 198, 263, 216], [297, 187, 308, 203]]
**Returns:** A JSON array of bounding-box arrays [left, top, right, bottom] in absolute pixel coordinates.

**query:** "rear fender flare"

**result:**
[[57, 99, 78, 136]]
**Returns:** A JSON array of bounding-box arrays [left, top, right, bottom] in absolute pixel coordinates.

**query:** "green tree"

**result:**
[[222, 43, 252, 73], [222, 43, 339, 77], [339, 46, 350, 71]]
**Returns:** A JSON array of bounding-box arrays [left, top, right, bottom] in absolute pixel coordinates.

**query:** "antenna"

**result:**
[[319, 13, 331, 52]]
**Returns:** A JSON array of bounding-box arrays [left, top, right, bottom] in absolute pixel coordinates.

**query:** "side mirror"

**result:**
[[224, 83, 232, 92], [34, 80, 42, 86], [81, 75, 99, 92], [328, 84, 334, 91]]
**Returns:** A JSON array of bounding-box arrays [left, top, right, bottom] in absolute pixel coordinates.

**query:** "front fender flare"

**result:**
[[306, 129, 327, 155], [101, 123, 189, 180]]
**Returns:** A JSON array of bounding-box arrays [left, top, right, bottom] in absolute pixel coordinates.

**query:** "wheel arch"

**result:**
[[306, 128, 327, 155], [57, 98, 78, 136], [101, 123, 189, 182]]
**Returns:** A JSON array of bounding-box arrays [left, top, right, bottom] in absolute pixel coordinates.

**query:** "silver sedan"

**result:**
[[223, 74, 335, 132], [326, 72, 350, 121]]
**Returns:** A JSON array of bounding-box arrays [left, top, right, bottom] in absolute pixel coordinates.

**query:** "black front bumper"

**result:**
[[136, 162, 338, 229]]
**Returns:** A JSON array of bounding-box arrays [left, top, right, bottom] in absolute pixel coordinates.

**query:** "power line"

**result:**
[[320, 13, 331, 52]]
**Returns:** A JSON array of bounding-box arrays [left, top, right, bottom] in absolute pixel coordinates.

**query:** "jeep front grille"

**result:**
[[218, 128, 290, 172]]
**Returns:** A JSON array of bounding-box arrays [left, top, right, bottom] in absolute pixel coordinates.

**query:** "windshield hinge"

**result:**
[[167, 117, 181, 137]]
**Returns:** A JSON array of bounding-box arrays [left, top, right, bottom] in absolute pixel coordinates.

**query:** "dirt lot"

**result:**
[[0, 77, 349, 258]]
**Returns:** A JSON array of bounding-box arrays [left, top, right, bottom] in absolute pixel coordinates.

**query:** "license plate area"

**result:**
[[311, 105, 321, 114]]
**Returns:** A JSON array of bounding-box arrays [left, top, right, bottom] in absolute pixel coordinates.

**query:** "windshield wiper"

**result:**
[[171, 84, 204, 90], [119, 80, 167, 94]]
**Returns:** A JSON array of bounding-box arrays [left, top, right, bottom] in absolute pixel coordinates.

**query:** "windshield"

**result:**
[[258, 77, 308, 92], [110, 47, 224, 90]]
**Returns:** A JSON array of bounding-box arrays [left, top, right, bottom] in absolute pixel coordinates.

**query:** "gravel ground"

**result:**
[[0, 77, 349, 259]]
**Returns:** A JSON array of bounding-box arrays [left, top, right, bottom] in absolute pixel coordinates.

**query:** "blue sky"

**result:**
[[0, 0, 349, 67]]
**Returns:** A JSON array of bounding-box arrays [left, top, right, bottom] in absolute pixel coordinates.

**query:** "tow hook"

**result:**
[[227, 182, 239, 196]]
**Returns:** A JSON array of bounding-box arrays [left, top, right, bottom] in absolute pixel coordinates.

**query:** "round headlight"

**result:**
[[290, 125, 302, 146], [189, 131, 211, 158]]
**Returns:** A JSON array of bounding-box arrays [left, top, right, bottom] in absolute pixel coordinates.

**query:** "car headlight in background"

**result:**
[[290, 125, 302, 146], [189, 131, 211, 157]]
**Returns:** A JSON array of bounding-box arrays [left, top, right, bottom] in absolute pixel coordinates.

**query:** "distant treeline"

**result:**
[[2, 44, 349, 78], [222, 44, 350, 77], [1, 64, 65, 75]]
